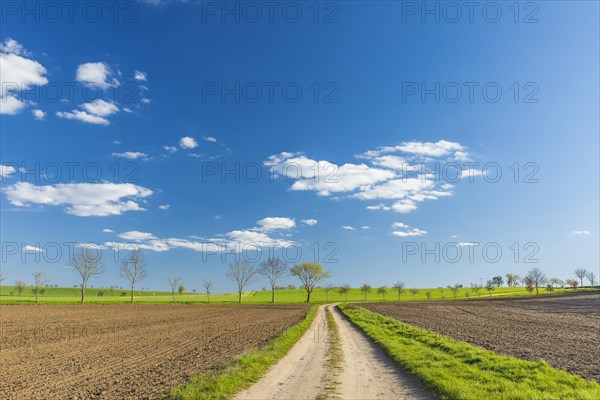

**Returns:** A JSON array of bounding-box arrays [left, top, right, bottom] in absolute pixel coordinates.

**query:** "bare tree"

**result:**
[[586, 272, 597, 287], [257, 257, 288, 303], [485, 280, 495, 296], [410, 288, 420, 300], [377, 286, 387, 301], [546, 283, 554, 293], [526, 267, 546, 295], [202, 279, 214, 303], [360, 283, 372, 301], [337, 284, 350, 302], [290, 262, 330, 302], [470, 283, 482, 297], [120, 249, 149, 303], [392, 281, 405, 301], [227, 261, 258, 303], [324, 284, 334, 302], [15, 280, 27, 296], [31, 271, 47, 304], [505, 273, 517, 287], [574, 268, 588, 287], [71, 248, 104, 304], [166, 277, 182, 303], [566, 279, 579, 291], [448, 284, 461, 299]]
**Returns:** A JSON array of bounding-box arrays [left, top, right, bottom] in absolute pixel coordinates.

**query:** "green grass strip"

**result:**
[[317, 306, 343, 399], [167, 305, 318, 400], [339, 304, 600, 400]]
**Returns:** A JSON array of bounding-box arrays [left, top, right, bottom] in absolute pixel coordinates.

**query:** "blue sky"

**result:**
[[1, 1, 598, 292]]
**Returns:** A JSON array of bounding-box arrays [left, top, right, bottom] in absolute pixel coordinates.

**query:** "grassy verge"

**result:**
[[167, 305, 318, 400], [317, 306, 343, 400], [339, 304, 600, 400]]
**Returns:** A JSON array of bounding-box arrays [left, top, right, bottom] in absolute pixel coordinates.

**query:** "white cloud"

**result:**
[[158, 204, 170, 210], [342, 226, 356, 231], [267, 142, 465, 214], [140, 98, 151, 104], [134, 71, 147, 81], [1, 164, 16, 177], [2, 182, 153, 217], [102, 228, 114, 233], [117, 231, 156, 241], [32, 109, 46, 120], [112, 151, 149, 160], [0, 38, 29, 56], [0, 95, 27, 115], [571, 230, 591, 236], [24, 245, 45, 252], [361, 225, 370, 230], [256, 217, 296, 231], [163, 145, 177, 153], [458, 242, 478, 247], [76, 62, 116, 88], [104, 217, 299, 254], [81, 99, 119, 117], [56, 110, 110, 125], [301, 219, 318, 226], [214, 215, 222, 220], [180, 136, 198, 149], [391, 222, 427, 237], [203, 136, 217, 142], [0, 40, 48, 115], [267, 153, 395, 196]]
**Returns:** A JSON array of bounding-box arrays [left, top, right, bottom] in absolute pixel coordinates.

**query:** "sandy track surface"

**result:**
[[236, 305, 432, 400], [331, 306, 432, 400], [362, 292, 600, 381], [0, 304, 309, 399], [234, 305, 330, 400]]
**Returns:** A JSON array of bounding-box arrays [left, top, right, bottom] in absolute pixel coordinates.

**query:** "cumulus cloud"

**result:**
[[2, 182, 153, 217], [56, 110, 110, 125], [81, 99, 119, 117], [158, 204, 170, 210], [32, 109, 45, 120], [112, 151, 149, 160], [256, 217, 295, 232], [0, 39, 48, 115], [1, 164, 16, 177], [76, 62, 117, 88], [391, 222, 427, 237], [117, 231, 156, 241], [267, 140, 467, 214], [134, 71, 147, 81], [180, 136, 198, 149], [102, 216, 298, 254], [203, 136, 217, 142], [163, 145, 177, 153], [301, 219, 318, 226], [57, 99, 119, 125], [102, 228, 114, 233]]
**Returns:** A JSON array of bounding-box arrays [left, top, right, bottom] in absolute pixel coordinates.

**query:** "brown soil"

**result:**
[[361, 292, 600, 381], [0, 304, 310, 399]]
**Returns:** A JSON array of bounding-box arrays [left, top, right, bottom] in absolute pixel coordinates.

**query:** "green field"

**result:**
[[0, 284, 588, 304], [340, 304, 600, 400]]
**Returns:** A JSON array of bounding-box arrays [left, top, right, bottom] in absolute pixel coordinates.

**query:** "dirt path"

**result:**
[[235, 305, 432, 400], [234, 305, 330, 400]]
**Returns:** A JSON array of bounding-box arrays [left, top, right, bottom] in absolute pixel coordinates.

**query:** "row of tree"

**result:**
[[0, 251, 595, 304]]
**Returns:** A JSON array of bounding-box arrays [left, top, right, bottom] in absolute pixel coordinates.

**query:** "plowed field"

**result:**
[[0, 304, 310, 399], [361, 292, 600, 381]]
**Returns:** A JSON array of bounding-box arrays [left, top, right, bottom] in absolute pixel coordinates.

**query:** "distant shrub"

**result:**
[[97, 290, 105, 297]]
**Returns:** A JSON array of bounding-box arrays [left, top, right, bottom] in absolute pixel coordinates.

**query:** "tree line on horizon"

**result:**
[[0, 249, 597, 304]]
